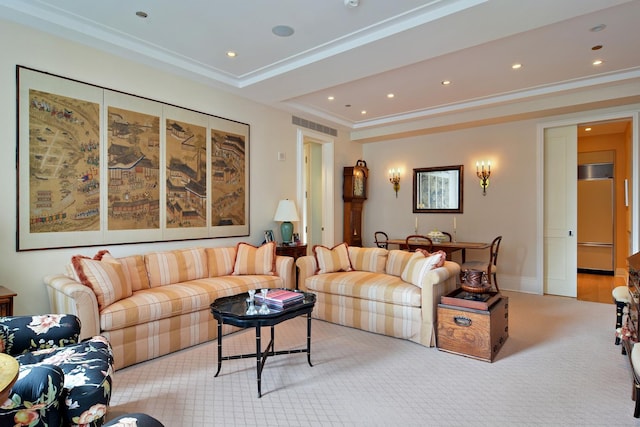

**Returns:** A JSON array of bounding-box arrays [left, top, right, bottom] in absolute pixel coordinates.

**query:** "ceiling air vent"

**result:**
[[292, 116, 337, 137]]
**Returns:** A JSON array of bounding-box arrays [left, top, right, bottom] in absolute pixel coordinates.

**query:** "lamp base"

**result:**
[[281, 221, 293, 244]]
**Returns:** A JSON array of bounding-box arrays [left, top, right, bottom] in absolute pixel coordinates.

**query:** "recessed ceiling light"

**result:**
[[135, 11, 148, 18], [272, 25, 294, 37], [441, 80, 451, 85], [585, 127, 592, 131], [387, 93, 395, 99], [361, 110, 367, 115], [512, 63, 522, 70], [593, 59, 603, 66], [327, 96, 335, 101], [590, 24, 606, 32], [226, 51, 237, 58]]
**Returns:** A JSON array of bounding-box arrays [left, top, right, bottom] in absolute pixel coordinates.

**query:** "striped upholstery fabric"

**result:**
[[305, 271, 421, 307], [101, 275, 282, 331], [347, 246, 387, 273], [385, 250, 414, 277], [206, 247, 237, 277], [72, 257, 132, 309], [314, 243, 352, 274], [401, 251, 446, 287], [145, 248, 208, 287], [103, 253, 150, 291], [233, 242, 276, 275], [311, 291, 422, 341]]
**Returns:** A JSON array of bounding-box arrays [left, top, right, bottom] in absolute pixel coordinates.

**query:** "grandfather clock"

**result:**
[[343, 160, 368, 247]]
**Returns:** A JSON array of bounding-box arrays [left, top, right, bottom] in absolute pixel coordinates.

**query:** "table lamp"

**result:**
[[273, 199, 300, 244]]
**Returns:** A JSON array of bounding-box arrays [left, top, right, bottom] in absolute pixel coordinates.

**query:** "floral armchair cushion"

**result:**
[[0, 315, 114, 427]]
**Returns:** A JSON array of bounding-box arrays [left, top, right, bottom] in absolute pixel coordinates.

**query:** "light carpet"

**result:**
[[107, 291, 636, 426]]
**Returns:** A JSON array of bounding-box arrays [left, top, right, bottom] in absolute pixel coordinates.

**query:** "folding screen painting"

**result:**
[[17, 66, 249, 250]]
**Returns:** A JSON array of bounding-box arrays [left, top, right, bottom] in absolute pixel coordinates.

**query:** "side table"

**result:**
[[276, 244, 307, 289], [0, 286, 17, 316]]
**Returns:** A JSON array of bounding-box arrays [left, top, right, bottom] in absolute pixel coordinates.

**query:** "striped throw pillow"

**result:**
[[385, 250, 414, 277], [72, 255, 132, 309], [206, 247, 237, 277], [314, 243, 352, 274], [400, 251, 446, 287], [102, 252, 150, 291], [348, 246, 387, 273], [232, 242, 276, 275]]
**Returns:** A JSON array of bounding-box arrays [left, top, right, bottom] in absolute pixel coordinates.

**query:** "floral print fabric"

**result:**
[[0, 315, 113, 427]]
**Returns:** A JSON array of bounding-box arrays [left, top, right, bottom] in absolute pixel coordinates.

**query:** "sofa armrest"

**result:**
[[275, 255, 295, 289], [44, 274, 100, 340], [295, 255, 317, 292], [419, 261, 461, 346]]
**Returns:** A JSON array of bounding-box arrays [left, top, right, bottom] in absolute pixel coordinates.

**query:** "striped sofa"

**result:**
[[44, 243, 294, 370], [296, 245, 460, 347]]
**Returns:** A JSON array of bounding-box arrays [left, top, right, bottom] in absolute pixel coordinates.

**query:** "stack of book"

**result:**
[[254, 289, 304, 308]]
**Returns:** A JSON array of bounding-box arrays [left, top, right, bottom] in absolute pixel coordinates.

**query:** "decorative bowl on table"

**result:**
[[427, 230, 446, 243]]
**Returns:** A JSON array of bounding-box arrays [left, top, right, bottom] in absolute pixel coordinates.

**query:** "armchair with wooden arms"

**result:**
[[0, 314, 113, 427]]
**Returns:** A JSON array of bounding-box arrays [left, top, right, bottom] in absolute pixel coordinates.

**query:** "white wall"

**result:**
[[363, 120, 538, 292], [0, 19, 359, 314]]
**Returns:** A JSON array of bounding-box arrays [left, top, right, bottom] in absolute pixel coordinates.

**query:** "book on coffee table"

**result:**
[[255, 289, 304, 307]]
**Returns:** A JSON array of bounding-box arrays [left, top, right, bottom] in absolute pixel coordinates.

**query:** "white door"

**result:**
[[544, 125, 578, 297], [303, 141, 323, 248]]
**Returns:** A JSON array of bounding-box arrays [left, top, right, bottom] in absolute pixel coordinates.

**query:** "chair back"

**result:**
[[405, 235, 433, 252], [489, 235, 502, 268], [374, 231, 389, 249], [441, 232, 452, 242]]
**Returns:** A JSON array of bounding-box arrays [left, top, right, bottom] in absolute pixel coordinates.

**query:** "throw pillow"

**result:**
[[233, 242, 276, 275], [314, 243, 352, 274], [72, 252, 133, 310], [206, 247, 237, 277], [102, 252, 150, 291], [400, 250, 446, 288], [348, 246, 387, 273]]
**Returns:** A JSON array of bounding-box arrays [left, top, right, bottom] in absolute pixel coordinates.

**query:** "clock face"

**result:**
[[354, 173, 364, 197]]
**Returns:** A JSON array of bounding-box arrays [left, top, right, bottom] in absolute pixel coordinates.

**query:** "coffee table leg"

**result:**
[[307, 312, 313, 367], [214, 321, 222, 377], [256, 325, 262, 398]]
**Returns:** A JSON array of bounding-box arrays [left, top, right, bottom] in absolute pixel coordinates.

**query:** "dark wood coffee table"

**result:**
[[210, 290, 316, 397]]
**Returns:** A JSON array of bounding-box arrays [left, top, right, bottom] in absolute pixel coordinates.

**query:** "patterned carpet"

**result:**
[[107, 291, 635, 426]]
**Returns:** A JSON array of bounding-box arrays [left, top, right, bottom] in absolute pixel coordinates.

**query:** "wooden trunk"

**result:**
[[437, 297, 509, 362]]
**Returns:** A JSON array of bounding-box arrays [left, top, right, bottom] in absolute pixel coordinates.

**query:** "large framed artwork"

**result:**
[[17, 66, 249, 250]]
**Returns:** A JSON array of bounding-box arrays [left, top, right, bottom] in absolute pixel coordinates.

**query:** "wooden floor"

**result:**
[[577, 273, 625, 304]]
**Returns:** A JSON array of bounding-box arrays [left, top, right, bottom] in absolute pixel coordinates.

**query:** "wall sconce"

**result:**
[[476, 161, 491, 196], [388, 168, 401, 197]]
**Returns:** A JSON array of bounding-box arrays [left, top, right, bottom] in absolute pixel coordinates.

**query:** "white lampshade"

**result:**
[[273, 199, 300, 222]]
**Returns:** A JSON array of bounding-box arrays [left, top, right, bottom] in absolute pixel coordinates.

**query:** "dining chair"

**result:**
[[405, 234, 433, 252], [441, 232, 452, 241], [460, 235, 502, 292], [374, 231, 389, 249]]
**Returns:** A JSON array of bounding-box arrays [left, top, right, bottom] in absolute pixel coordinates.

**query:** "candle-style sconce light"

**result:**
[[388, 168, 401, 197], [476, 160, 491, 195]]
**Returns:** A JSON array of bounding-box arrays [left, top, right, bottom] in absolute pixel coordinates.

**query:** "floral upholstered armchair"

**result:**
[[0, 314, 114, 427]]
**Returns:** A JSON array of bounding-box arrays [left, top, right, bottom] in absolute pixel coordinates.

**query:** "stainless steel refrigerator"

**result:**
[[577, 162, 614, 273]]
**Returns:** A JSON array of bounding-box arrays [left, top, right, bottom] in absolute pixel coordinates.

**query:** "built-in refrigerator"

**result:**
[[577, 162, 614, 273]]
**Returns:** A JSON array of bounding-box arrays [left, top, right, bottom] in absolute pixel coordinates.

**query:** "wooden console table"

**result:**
[[276, 245, 308, 289]]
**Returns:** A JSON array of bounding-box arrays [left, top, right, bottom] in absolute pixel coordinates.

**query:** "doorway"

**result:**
[[541, 113, 637, 298], [296, 129, 335, 249], [576, 118, 633, 302]]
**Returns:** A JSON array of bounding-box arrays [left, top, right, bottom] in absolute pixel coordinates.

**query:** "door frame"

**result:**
[[537, 110, 639, 295], [296, 128, 335, 248]]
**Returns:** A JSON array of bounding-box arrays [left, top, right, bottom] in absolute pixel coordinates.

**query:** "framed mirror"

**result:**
[[413, 165, 463, 213]]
